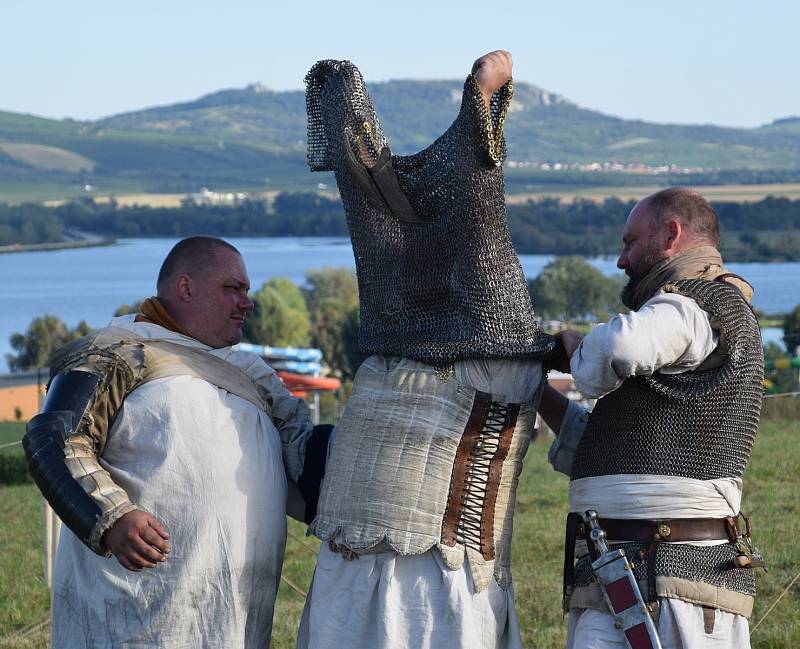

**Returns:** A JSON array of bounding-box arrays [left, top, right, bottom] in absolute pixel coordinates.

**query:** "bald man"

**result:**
[[24, 236, 329, 648], [540, 188, 764, 648]]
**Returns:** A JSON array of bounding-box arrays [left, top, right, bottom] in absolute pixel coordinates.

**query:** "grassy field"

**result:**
[[1, 418, 798, 648], [504, 182, 800, 204], [0, 422, 24, 450]]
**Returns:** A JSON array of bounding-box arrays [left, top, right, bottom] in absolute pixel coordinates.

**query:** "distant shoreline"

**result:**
[[0, 237, 116, 255], [0, 233, 798, 264]]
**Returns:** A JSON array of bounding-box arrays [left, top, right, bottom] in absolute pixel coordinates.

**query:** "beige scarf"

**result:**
[[632, 245, 754, 310], [134, 297, 193, 338]]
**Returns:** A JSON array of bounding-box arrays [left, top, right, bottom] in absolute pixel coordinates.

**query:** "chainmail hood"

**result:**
[[305, 60, 553, 363]]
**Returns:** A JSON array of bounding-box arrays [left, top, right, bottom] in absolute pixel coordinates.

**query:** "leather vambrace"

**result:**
[[23, 369, 137, 556]]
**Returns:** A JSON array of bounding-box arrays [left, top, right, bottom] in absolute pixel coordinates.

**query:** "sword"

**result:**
[[583, 510, 663, 649]]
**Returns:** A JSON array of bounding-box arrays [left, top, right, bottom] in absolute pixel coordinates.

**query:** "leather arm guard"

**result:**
[[23, 370, 137, 555], [296, 424, 334, 524]]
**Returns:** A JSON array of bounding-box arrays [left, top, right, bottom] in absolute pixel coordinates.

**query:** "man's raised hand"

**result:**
[[472, 50, 513, 107], [103, 509, 171, 571]]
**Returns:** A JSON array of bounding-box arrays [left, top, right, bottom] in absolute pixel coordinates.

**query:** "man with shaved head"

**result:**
[[24, 235, 329, 648], [540, 188, 764, 648]]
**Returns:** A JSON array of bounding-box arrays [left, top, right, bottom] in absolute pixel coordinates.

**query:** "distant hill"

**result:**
[[97, 80, 800, 167], [2, 77, 800, 202]]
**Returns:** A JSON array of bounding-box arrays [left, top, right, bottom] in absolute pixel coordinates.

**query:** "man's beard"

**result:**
[[620, 241, 662, 310], [620, 271, 645, 309]]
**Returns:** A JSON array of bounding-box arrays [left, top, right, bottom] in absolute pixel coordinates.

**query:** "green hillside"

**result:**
[[2, 77, 800, 203], [96, 80, 800, 168]]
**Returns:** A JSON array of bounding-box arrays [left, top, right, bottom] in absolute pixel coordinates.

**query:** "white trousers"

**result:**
[[567, 601, 751, 649], [297, 544, 523, 649]]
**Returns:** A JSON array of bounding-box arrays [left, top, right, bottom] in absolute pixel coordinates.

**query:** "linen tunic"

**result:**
[[51, 317, 301, 648]]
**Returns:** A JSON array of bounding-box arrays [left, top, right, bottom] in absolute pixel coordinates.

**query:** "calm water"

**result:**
[[1, 237, 798, 372]]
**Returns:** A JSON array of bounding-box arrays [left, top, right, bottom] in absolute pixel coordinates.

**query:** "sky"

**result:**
[[2, 0, 798, 128]]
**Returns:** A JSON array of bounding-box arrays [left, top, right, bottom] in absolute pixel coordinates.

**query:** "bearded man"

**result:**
[[540, 188, 764, 649], [297, 51, 554, 649], [24, 236, 329, 648]]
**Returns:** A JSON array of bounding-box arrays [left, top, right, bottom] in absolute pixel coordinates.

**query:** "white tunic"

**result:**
[[52, 318, 302, 648], [297, 356, 542, 649], [554, 293, 752, 649]]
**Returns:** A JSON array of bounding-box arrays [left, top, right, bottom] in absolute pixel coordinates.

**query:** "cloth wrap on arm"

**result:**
[[304, 61, 552, 592], [23, 326, 322, 556]]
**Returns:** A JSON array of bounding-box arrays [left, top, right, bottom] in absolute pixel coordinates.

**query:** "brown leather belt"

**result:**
[[577, 516, 738, 543], [563, 513, 743, 611]]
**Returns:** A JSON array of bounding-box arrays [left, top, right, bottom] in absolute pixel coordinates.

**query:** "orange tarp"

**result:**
[[0, 383, 44, 422]]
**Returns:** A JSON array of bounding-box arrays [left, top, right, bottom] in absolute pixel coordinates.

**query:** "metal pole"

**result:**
[[38, 365, 61, 590]]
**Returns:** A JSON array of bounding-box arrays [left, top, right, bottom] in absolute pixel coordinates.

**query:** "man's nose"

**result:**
[[241, 294, 255, 311], [617, 252, 628, 270]]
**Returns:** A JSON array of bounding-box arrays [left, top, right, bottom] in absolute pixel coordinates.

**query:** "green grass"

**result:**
[[0, 485, 51, 649], [0, 422, 24, 451], [1, 419, 798, 648]]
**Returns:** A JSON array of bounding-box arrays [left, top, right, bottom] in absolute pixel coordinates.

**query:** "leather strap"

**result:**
[[702, 605, 716, 634], [479, 403, 519, 560], [582, 517, 737, 543], [564, 514, 739, 609], [441, 392, 492, 547], [563, 512, 582, 612]]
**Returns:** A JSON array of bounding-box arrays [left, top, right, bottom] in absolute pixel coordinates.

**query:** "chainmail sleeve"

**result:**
[[305, 60, 553, 363]]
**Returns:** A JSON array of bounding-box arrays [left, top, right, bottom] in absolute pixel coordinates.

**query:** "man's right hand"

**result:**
[[103, 509, 171, 571], [471, 50, 513, 108]]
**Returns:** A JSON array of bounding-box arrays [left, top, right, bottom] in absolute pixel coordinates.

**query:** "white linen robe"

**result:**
[[51, 317, 304, 648]]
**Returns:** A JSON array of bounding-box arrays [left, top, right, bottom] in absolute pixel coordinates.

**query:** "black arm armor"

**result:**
[[23, 371, 126, 552], [297, 424, 334, 524]]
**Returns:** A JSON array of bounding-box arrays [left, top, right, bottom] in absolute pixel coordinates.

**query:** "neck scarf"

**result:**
[[631, 245, 754, 310], [135, 297, 193, 337]]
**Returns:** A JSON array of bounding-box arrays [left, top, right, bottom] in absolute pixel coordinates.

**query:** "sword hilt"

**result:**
[[583, 510, 610, 555]]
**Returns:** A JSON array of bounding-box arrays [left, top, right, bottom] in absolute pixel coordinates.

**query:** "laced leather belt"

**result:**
[[441, 391, 519, 560]]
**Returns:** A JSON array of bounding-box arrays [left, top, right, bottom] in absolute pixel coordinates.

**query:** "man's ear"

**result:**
[[664, 219, 683, 253], [174, 273, 193, 302]]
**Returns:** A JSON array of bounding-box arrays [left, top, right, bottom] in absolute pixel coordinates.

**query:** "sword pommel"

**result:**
[[583, 510, 610, 555]]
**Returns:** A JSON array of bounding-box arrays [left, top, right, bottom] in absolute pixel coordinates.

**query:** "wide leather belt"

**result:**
[[563, 513, 745, 611], [577, 516, 738, 543]]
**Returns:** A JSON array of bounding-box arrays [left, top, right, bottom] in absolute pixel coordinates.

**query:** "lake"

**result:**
[[1, 237, 798, 372]]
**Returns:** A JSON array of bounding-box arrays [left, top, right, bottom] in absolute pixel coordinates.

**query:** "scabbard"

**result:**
[[591, 548, 663, 649]]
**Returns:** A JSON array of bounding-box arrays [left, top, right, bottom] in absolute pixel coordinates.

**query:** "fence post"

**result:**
[[43, 502, 61, 589]]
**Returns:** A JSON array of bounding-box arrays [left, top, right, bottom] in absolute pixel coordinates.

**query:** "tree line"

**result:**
[[8, 259, 800, 393], [2, 193, 800, 261], [6, 259, 621, 378]]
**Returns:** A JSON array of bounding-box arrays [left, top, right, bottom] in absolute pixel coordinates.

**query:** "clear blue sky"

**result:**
[[3, 0, 797, 128]]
